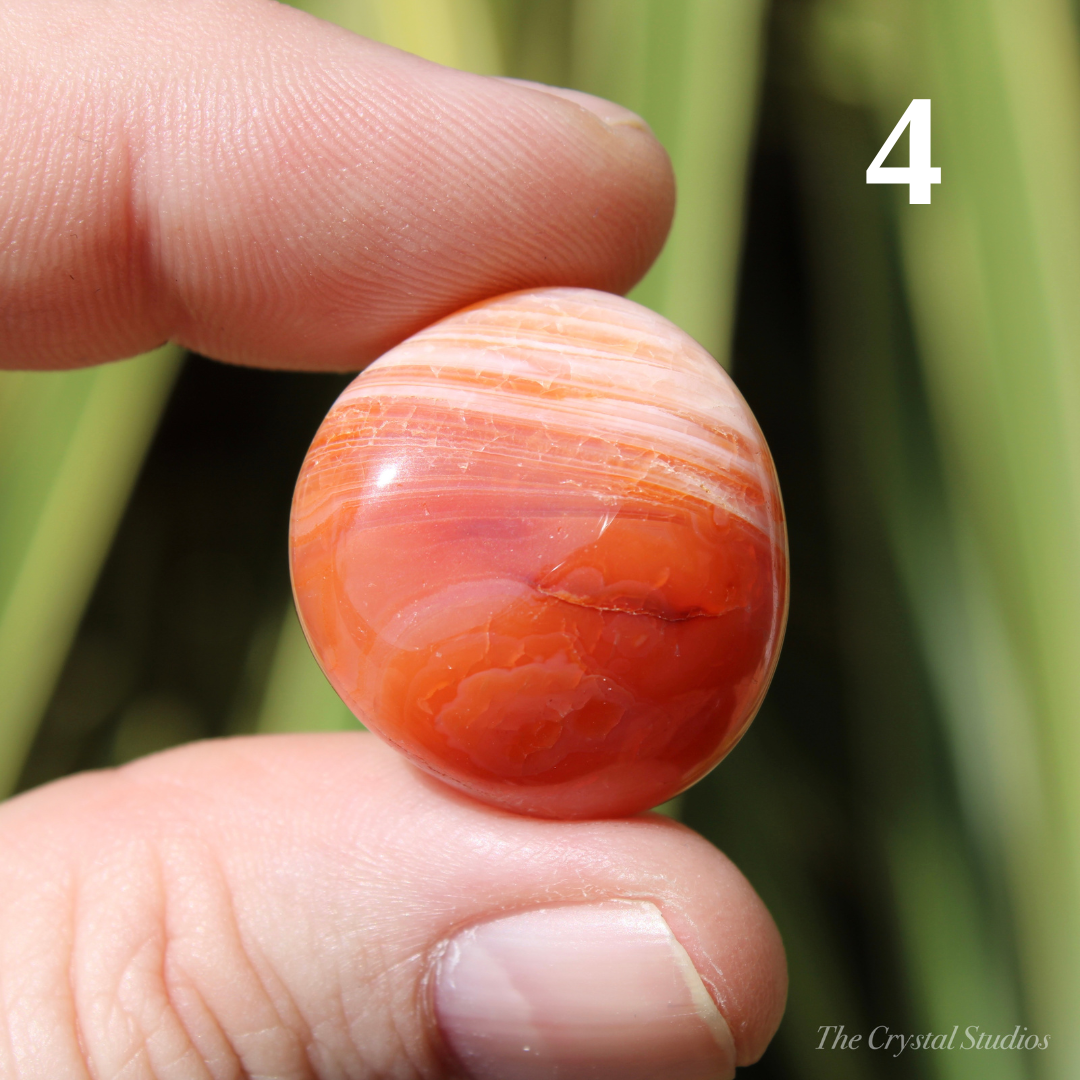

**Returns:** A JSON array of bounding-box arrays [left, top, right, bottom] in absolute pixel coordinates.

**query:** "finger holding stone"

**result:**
[[0, 733, 785, 1079]]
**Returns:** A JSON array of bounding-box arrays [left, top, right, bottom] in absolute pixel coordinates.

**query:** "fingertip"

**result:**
[[120, 733, 786, 1063], [1, 733, 786, 1077], [2, 0, 676, 371], [434, 899, 739, 1080], [484, 75, 676, 291], [492, 77, 657, 135], [636, 817, 788, 1065]]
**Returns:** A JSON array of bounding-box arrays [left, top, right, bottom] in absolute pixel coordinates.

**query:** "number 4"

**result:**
[[866, 98, 942, 204]]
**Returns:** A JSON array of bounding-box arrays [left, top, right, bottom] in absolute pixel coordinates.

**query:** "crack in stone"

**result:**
[[534, 583, 718, 623]]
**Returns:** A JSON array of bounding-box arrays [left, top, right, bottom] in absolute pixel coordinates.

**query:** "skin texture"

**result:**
[[0, 0, 787, 1074], [0, 736, 785, 1078], [1, 0, 672, 371], [292, 288, 788, 818]]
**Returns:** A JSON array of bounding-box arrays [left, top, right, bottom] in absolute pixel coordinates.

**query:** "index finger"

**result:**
[[0, 0, 674, 371]]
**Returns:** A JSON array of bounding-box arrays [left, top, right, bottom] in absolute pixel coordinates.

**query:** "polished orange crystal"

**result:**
[[290, 288, 787, 818]]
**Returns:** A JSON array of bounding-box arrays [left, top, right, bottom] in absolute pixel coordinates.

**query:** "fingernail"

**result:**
[[434, 901, 736, 1080], [496, 77, 653, 133]]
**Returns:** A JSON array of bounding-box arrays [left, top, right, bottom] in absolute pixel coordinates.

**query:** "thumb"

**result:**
[[1, 0, 673, 371], [0, 735, 786, 1079]]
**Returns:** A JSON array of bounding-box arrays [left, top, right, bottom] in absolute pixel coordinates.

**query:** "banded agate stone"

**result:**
[[290, 288, 787, 818]]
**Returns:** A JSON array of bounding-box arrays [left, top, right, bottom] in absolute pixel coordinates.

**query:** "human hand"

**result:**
[[0, 2, 787, 1077]]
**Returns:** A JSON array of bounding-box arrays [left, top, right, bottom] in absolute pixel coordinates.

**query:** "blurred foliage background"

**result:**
[[3, 0, 1079, 1076]]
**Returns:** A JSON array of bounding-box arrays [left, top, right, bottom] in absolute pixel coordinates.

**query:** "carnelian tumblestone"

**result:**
[[290, 288, 787, 818]]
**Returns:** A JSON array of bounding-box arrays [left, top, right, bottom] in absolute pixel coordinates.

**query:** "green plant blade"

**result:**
[[797, 0, 1080, 1072], [881, 2, 1080, 1071], [571, 0, 768, 366], [0, 346, 183, 797], [256, 602, 361, 733], [285, 0, 503, 72]]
